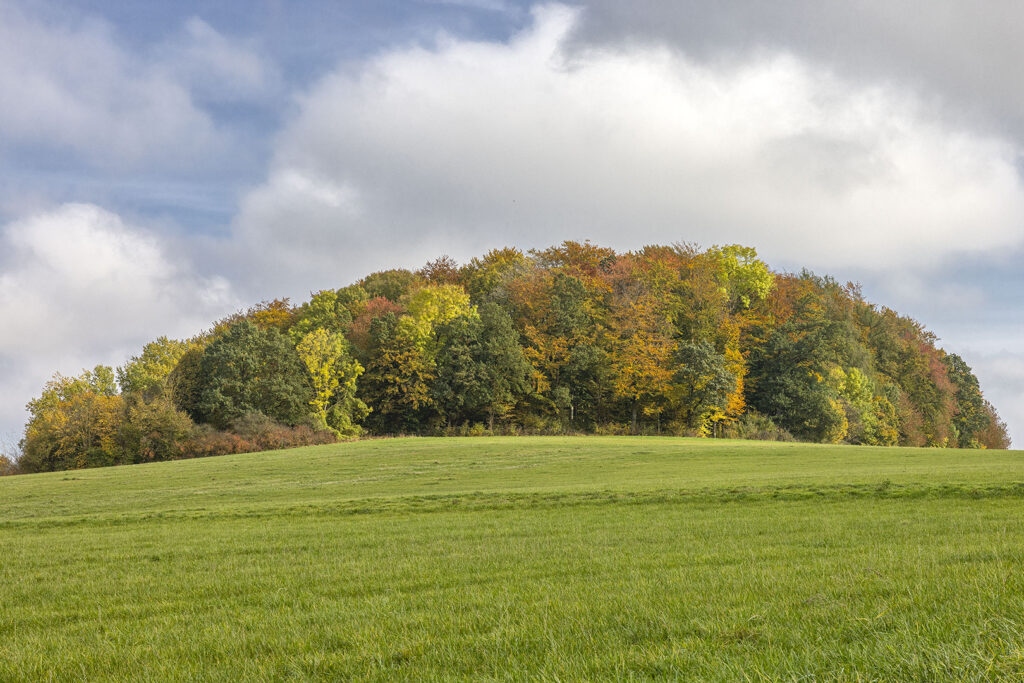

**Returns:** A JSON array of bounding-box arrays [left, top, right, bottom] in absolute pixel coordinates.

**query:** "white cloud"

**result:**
[[228, 3, 1024, 296], [0, 203, 238, 437]]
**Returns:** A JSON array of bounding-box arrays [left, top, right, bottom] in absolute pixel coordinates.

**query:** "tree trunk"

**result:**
[[631, 400, 638, 435]]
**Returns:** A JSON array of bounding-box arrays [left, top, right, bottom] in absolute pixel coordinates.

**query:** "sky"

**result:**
[[1, 0, 1022, 447]]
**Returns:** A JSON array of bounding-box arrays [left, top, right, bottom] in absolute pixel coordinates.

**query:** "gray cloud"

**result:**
[[572, 1, 1024, 145]]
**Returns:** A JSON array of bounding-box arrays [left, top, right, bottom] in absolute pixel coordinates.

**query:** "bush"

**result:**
[[0, 453, 18, 476], [721, 412, 795, 442], [180, 414, 336, 460], [0, 436, 21, 475], [120, 395, 193, 463], [593, 423, 632, 436], [518, 413, 571, 435]]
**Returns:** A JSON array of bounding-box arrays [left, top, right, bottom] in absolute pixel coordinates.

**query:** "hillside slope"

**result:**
[[3, 437, 1024, 679]]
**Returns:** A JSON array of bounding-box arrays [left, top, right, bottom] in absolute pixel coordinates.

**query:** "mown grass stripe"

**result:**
[[5, 480, 1024, 530]]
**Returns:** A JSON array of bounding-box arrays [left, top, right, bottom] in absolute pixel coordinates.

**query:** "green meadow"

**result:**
[[3, 436, 1024, 680]]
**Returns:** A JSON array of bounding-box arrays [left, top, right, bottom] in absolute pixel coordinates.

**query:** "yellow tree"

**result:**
[[611, 296, 673, 434], [403, 283, 474, 357], [296, 328, 365, 435], [708, 244, 775, 311]]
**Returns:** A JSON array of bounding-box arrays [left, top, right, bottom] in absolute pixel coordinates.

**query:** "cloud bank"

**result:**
[[230, 4, 1024, 298]]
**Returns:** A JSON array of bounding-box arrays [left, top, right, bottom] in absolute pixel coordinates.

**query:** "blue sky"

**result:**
[[1, 0, 1022, 446]]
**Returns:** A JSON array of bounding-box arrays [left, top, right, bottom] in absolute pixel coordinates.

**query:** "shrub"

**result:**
[[180, 414, 336, 460], [721, 412, 795, 442], [0, 453, 18, 476]]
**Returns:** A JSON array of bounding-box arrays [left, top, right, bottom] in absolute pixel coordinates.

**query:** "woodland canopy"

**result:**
[[11, 242, 1010, 474]]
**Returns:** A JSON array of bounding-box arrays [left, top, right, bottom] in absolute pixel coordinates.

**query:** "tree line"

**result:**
[[8, 241, 1010, 474]]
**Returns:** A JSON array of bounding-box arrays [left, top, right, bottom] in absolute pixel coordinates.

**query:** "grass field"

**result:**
[[3, 436, 1024, 680]]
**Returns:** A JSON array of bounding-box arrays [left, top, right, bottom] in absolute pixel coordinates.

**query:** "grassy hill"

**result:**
[[3, 436, 1024, 679]]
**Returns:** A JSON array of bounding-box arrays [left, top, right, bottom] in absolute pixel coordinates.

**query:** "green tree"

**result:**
[[404, 283, 474, 356], [478, 303, 532, 428], [118, 394, 193, 462], [670, 341, 736, 435], [461, 247, 527, 303], [118, 337, 190, 398], [432, 314, 490, 427], [433, 303, 532, 430], [360, 313, 436, 433], [289, 289, 355, 345], [168, 343, 207, 422], [747, 318, 849, 443], [361, 269, 420, 302], [942, 353, 988, 447], [195, 321, 313, 429], [708, 244, 774, 311]]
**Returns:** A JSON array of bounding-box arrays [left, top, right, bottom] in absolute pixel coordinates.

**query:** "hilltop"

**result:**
[[10, 242, 1009, 475]]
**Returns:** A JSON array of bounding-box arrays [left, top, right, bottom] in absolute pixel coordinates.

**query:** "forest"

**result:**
[[8, 241, 1010, 474]]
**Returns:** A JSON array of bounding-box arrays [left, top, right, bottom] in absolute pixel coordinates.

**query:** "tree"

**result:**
[[746, 318, 849, 443], [670, 341, 736, 435], [977, 401, 1011, 449], [361, 269, 420, 302], [943, 353, 988, 447], [360, 313, 436, 433], [245, 299, 296, 331], [20, 367, 124, 471], [478, 303, 532, 428], [118, 336, 190, 399], [289, 289, 354, 345], [461, 247, 527, 303], [709, 244, 774, 311], [348, 296, 406, 355], [863, 395, 900, 446], [419, 255, 462, 285], [432, 314, 490, 427], [17, 239, 1013, 470], [0, 454, 16, 476], [195, 321, 313, 429], [296, 328, 367, 436], [119, 394, 193, 462], [611, 297, 673, 434], [168, 343, 207, 421], [433, 304, 532, 430], [512, 270, 611, 424], [403, 283, 474, 356]]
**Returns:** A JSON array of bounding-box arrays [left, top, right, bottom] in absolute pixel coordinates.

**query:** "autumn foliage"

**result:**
[[15, 242, 1011, 473]]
